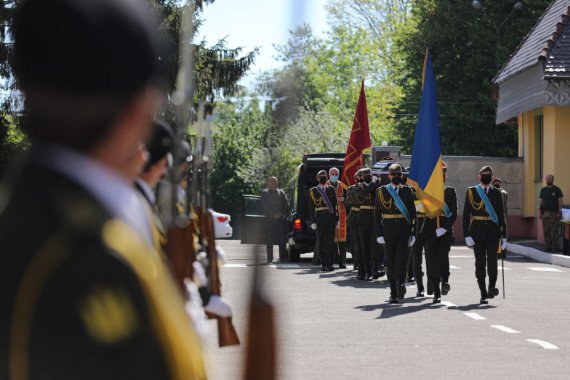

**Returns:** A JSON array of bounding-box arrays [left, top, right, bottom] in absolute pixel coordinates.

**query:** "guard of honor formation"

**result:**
[[0, 0, 234, 379], [309, 163, 507, 305]]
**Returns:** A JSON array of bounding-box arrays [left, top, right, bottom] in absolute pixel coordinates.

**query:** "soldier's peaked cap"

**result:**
[[360, 168, 371, 176], [146, 120, 175, 167], [14, 0, 162, 102], [388, 164, 402, 174], [479, 165, 493, 174], [316, 170, 327, 178]]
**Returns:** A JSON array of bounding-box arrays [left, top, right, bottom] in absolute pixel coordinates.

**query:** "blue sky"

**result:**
[[198, 0, 330, 90]]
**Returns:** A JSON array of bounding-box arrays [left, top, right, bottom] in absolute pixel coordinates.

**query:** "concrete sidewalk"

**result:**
[[507, 240, 570, 268]]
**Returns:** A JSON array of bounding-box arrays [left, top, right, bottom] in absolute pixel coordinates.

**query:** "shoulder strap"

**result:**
[[385, 185, 410, 224]]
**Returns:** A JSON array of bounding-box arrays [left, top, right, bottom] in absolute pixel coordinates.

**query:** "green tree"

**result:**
[[392, 0, 552, 156]]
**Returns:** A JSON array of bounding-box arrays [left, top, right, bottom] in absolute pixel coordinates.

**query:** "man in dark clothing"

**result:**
[[420, 161, 457, 303], [309, 170, 338, 271], [346, 170, 363, 273], [539, 174, 564, 252], [355, 168, 380, 280], [375, 164, 417, 304], [463, 166, 507, 304], [260, 176, 290, 263]]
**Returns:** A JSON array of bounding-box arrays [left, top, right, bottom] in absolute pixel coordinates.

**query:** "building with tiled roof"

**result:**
[[494, 0, 570, 242]]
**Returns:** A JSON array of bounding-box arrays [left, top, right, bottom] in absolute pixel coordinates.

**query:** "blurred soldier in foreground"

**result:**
[[463, 166, 507, 304], [374, 164, 417, 303], [329, 167, 347, 269], [0, 0, 206, 378], [309, 170, 338, 271], [260, 176, 289, 263]]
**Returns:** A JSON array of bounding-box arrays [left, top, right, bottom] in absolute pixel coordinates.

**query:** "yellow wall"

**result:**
[[520, 106, 570, 217], [520, 110, 536, 216], [551, 106, 570, 206]]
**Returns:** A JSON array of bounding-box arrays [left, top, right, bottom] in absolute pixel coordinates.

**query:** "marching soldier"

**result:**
[[0, 0, 206, 378], [329, 167, 348, 269], [463, 166, 507, 304], [375, 164, 417, 303], [309, 170, 339, 272], [420, 161, 457, 303], [346, 169, 363, 275], [355, 168, 379, 280]]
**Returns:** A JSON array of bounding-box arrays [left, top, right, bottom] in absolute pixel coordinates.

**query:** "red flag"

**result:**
[[341, 80, 371, 186]]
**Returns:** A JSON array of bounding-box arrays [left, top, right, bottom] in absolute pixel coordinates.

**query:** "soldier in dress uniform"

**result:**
[[0, 0, 206, 378], [329, 167, 348, 269], [354, 168, 379, 281], [135, 120, 175, 253], [309, 170, 339, 272], [346, 170, 363, 274], [410, 184, 429, 297], [463, 166, 507, 304], [419, 161, 457, 303], [374, 164, 417, 303]]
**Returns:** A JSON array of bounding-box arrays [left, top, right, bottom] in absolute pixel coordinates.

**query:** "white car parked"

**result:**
[[210, 209, 233, 239]]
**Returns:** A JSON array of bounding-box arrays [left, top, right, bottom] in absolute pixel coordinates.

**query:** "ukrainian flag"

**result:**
[[408, 49, 445, 217]]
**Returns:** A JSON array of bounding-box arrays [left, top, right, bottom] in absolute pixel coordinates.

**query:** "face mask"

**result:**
[[363, 175, 372, 183], [493, 183, 500, 189], [318, 177, 327, 185], [330, 175, 338, 183], [480, 174, 492, 185], [391, 177, 402, 185], [358, 179, 364, 183]]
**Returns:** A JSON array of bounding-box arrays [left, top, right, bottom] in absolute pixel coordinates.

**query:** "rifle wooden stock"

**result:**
[[164, 219, 196, 292], [244, 294, 276, 380], [200, 207, 240, 347]]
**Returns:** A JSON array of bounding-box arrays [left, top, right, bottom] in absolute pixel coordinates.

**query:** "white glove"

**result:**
[[205, 295, 233, 318], [336, 221, 340, 228], [192, 261, 208, 287], [465, 236, 475, 247], [408, 236, 416, 247], [311, 223, 317, 230], [501, 238, 507, 250], [435, 227, 447, 237], [376, 236, 385, 244], [372, 175, 378, 183], [415, 202, 424, 212]]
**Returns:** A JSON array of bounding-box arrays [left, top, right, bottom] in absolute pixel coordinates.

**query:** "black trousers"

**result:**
[[316, 218, 336, 269], [385, 237, 409, 298], [358, 223, 375, 276], [472, 222, 500, 291], [412, 234, 427, 290], [265, 218, 285, 261], [349, 216, 361, 268], [334, 242, 347, 265], [438, 232, 453, 283], [371, 242, 384, 274], [424, 236, 441, 294]]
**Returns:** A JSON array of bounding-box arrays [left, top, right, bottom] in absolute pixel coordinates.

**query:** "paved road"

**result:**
[[203, 240, 570, 380]]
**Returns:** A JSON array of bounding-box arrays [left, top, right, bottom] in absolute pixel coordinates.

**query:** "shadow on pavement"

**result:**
[[448, 303, 497, 311], [356, 297, 445, 319]]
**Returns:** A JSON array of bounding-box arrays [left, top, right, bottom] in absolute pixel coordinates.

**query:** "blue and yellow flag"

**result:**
[[408, 49, 445, 217]]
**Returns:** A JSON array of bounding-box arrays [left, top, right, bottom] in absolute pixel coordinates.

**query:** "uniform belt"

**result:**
[[360, 205, 374, 210], [472, 216, 491, 221], [351, 207, 360, 212], [315, 207, 330, 212], [383, 214, 405, 219], [417, 214, 426, 219]]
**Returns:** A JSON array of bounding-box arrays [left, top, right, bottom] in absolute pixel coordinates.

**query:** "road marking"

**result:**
[[491, 325, 520, 334], [441, 301, 456, 307], [223, 264, 247, 268], [449, 265, 461, 269], [527, 267, 563, 272], [463, 312, 486, 320], [526, 339, 558, 350]]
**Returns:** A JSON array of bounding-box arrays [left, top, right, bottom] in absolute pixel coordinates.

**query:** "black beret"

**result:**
[[146, 120, 174, 168]]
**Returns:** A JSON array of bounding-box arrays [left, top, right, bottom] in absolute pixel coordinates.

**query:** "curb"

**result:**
[[507, 243, 570, 268]]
